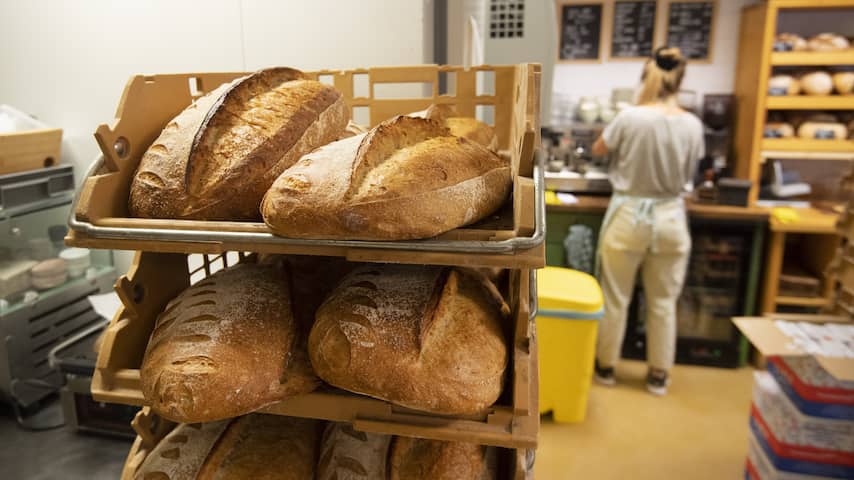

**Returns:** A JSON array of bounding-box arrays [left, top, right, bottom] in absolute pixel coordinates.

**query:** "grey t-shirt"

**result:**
[[602, 106, 705, 197]]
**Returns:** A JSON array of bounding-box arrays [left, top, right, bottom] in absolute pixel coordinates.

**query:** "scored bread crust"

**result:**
[[389, 437, 496, 480], [423, 104, 498, 151], [196, 414, 319, 480], [140, 263, 319, 423], [316, 423, 392, 480], [308, 264, 508, 415], [133, 420, 231, 480], [261, 116, 511, 240], [129, 67, 348, 220]]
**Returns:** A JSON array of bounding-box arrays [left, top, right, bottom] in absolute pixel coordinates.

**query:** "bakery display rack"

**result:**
[[70, 63, 544, 478], [66, 64, 545, 270], [91, 251, 539, 450]]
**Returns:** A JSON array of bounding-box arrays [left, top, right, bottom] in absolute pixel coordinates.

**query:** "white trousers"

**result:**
[[596, 199, 691, 371]]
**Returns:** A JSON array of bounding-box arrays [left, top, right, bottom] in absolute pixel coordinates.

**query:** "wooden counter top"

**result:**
[[546, 195, 770, 221]]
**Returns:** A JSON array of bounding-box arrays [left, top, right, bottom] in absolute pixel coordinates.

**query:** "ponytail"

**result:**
[[636, 47, 686, 105]]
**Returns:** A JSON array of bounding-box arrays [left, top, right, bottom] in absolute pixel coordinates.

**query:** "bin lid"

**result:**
[[537, 266, 604, 320]]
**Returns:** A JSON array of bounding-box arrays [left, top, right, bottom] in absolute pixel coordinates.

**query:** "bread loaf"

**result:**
[[308, 264, 508, 415], [197, 415, 319, 480], [420, 104, 498, 150], [134, 415, 319, 480], [389, 437, 496, 480], [833, 71, 854, 95], [808, 33, 850, 52], [768, 75, 800, 96], [261, 115, 511, 240], [764, 122, 795, 138], [129, 67, 348, 220], [774, 33, 807, 52], [798, 121, 847, 139], [316, 423, 392, 480], [800, 71, 834, 95], [140, 263, 319, 423]]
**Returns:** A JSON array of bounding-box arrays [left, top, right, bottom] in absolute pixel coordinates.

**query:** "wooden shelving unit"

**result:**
[[733, 0, 854, 205], [766, 95, 854, 110], [770, 50, 854, 66], [734, 0, 853, 315]]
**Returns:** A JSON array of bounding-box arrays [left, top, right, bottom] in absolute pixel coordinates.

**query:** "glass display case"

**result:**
[[0, 165, 116, 408]]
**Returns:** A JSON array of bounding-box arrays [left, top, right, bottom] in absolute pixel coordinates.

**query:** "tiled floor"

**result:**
[[536, 360, 755, 480]]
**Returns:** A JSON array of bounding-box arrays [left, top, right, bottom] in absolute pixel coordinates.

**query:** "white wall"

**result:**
[[552, 0, 758, 110], [0, 0, 432, 273]]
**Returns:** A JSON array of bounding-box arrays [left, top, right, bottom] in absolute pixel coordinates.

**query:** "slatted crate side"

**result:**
[[71, 64, 541, 251], [120, 408, 534, 480], [91, 252, 538, 448]]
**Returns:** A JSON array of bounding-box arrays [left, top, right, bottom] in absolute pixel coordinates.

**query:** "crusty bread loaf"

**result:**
[[134, 415, 319, 480], [261, 116, 511, 240], [129, 67, 348, 220], [308, 264, 508, 415], [140, 263, 319, 423], [423, 104, 498, 151], [389, 437, 496, 480], [316, 423, 392, 480], [197, 415, 319, 480], [134, 419, 231, 480]]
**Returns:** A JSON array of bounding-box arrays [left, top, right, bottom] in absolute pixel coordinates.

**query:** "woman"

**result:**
[[591, 47, 703, 396]]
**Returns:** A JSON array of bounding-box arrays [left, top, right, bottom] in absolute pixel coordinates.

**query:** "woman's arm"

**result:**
[[592, 136, 609, 157]]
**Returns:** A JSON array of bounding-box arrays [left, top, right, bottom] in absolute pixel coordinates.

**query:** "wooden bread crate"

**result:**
[[121, 407, 534, 480], [0, 105, 62, 175], [93, 251, 539, 449], [66, 64, 544, 269]]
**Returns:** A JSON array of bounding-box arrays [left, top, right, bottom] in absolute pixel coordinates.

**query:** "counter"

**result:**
[[546, 195, 770, 221]]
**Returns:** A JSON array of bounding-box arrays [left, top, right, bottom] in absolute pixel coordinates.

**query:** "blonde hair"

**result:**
[[636, 47, 686, 105]]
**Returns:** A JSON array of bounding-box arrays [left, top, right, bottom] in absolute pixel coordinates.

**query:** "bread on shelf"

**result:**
[[133, 414, 319, 480], [140, 262, 319, 423], [261, 115, 511, 241], [308, 264, 509, 415], [129, 67, 348, 221]]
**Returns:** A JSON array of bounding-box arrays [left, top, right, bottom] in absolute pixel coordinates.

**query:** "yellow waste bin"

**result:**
[[537, 266, 604, 423]]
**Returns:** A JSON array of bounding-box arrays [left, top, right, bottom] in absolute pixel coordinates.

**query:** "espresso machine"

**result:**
[[543, 126, 613, 194]]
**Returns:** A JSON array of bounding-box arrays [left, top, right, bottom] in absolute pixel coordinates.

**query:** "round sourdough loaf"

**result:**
[[134, 414, 319, 480], [140, 263, 319, 423], [129, 67, 348, 220], [261, 115, 511, 240], [316, 422, 392, 480], [308, 264, 508, 415], [389, 436, 497, 480]]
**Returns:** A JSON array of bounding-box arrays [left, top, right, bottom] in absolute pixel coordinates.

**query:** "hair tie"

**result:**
[[655, 54, 679, 71], [654, 47, 680, 71]]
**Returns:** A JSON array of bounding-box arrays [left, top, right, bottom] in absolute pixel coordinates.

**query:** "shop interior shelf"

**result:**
[[765, 95, 854, 110], [774, 295, 830, 307], [761, 138, 854, 155], [770, 50, 854, 66]]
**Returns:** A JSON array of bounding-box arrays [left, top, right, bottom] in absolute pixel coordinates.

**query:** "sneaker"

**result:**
[[646, 368, 669, 396], [594, 360, 616, 386]]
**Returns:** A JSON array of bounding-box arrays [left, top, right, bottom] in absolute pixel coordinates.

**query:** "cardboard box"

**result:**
[[733, 316, 854, 383]]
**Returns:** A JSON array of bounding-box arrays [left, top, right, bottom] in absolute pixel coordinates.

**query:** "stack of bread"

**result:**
[[764, 112, 853, 140], [773, 32, 851, 53], [134, 417, 500, 480], [115, 66, 525, 479]]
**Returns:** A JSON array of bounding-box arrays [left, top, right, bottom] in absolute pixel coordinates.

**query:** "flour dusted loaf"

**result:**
[[308, 264, 508, 415], [134, 414, 319, 480], [129, 67, 348, 220], [390, 436, 497, 480], [316, 422, 392, 480], [140, 263, 319, 423], [261, 115, 511, 240], [417, 104, 498, 150]]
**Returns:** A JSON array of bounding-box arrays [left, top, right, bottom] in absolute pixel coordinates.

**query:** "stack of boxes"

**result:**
[[747, 354, 854, 479]]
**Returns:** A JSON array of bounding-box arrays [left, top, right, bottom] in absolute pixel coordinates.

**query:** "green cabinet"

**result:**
[[545, 211, 605, 267]]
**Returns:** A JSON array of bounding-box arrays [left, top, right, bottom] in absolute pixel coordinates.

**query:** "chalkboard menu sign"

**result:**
[[666, 1, 716, 61], [558, 3, 604, 61], [611, 1, 657, 59]]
